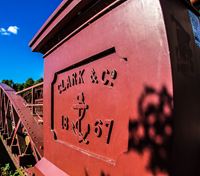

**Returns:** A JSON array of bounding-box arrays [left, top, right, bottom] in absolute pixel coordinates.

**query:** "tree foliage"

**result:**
[[1, 80, 14, 88], [0, 163, 24, 176], [1, 78, 43, 92], [24, 78, 34, 88]]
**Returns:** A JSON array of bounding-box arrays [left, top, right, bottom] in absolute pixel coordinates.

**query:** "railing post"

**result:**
[[32, 87, 35, 115]]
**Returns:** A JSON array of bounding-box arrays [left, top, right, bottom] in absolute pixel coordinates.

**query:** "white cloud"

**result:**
[[0, 28, 6, 32], [0, 28, 10, 35], [1, 32, 10, 36], [7, 26, 19, 35], [0, 26, 19, 36]]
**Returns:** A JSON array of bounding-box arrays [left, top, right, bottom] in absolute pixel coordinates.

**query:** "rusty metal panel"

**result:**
[[31, 0, 175, 175]]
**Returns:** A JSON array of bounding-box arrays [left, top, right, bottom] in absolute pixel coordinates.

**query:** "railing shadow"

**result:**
[[128, 85, 173, 175]]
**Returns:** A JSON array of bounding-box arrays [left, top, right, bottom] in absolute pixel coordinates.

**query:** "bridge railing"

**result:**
[[16, 82, 43, 124], [0, 83, 43, 175]]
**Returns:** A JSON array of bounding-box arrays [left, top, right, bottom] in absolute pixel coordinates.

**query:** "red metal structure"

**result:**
[[16, 82, 43, 124], [0, 83, 43, 175], [1, 0, 200, 175]]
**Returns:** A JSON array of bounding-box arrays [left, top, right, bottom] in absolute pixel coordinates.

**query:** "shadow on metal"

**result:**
[[128, 86, 173, 175]]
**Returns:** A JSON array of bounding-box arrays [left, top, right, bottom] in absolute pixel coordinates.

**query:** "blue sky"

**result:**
[[0, 0, 62, 83]]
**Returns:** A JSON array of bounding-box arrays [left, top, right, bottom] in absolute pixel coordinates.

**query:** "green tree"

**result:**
[[2, 80, 14, 88], [0, 163, 22, 176], [24, 78, 34, 88], [34, 78, 43, 84], [13, 83, 24, 92], [1, 77, 43, 91]]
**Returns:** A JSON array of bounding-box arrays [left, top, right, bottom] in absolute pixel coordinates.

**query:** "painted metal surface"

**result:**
[[29, 0, 200, 175], [30, 0, 174, 175], [17, 82, 43, 124], [160, 0, 200, 175], [2, 0, 200, 175], [0, 83, 43, 175]]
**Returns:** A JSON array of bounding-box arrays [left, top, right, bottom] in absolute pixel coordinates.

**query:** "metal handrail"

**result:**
[[16, 82, 43, 95], [15, 82, 44, 118]]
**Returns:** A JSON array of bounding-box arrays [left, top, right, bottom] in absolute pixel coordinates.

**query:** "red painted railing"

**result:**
[[16, 82, 43, 124], [0, 83, 43, 175]]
